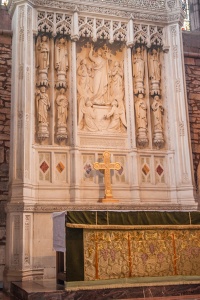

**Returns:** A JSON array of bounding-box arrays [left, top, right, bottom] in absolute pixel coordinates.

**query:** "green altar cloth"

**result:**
[[66, 211, 200, 282]]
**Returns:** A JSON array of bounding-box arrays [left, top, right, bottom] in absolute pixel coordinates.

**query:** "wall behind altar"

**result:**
[[0, 2, 200, 288], [0, 4, 12, 286], [183, 30, 200, 197]]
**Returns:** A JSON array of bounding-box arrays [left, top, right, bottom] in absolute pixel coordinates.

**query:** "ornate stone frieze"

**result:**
[[6, 203, 198, 213], [9, 0, 184, 28], [79, 136, 127, 148]]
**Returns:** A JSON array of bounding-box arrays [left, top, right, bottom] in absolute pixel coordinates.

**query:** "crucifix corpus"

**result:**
[[93, 151, 121, 203]]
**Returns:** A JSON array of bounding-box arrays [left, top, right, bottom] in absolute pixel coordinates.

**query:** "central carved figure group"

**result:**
[[77, 44, 127, 133]]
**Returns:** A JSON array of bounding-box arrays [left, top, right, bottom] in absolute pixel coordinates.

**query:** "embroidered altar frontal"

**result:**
[[66, 211, 200, 282]]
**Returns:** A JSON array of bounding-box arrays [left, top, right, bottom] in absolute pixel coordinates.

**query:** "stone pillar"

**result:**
[[4, 3, 39, 288], [165, 23, 196, 204]]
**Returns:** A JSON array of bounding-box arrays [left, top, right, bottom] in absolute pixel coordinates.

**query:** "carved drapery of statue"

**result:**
[[36, 86, 50, 140], [88, 46, 109, 105], [77, 43, 127, 133], [79, 100, 99, 132], [105, 100, 127, 133], [55, 37, 68, 88], [36, 35, 50, 87], [132, 46, 145, 94], [56, 88, 68, 142], [151, 95, 164, 148], [135, 94, 148, 147], [148, 48, 161, 96]]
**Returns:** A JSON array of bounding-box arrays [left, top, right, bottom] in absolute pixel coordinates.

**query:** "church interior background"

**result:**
[[1, 0, 200, 298]]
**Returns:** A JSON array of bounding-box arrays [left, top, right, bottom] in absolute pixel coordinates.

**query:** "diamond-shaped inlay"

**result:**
[[156, 165, 164, 176], [142, 164, 150, 176], [84, 163, 92, 175], [56, 162, 65, 173], [40, 161, 49, 173], [117, 166, 123, 175]]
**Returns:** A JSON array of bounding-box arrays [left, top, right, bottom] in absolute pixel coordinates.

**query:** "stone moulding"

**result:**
[[8, 0, 184, 25], [6, 203, 198, 213]]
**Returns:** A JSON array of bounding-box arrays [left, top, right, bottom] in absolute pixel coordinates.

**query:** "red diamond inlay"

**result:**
[[156, 165, 164, 176], [40, 161, 49, 173]]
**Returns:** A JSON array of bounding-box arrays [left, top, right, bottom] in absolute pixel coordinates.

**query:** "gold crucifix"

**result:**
[[93, 151, 121, 203]]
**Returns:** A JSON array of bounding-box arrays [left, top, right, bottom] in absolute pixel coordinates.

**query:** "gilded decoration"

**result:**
[[83, 229, 200, 281]]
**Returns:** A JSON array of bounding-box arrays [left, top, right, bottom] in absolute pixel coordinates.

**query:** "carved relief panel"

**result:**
[[77, 41, 127, 134]]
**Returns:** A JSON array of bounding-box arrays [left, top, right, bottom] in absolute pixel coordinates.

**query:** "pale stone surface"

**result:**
[[3, 0, 198, 288]]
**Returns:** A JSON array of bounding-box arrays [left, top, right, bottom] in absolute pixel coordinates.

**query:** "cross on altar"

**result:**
[[93, 151, 121, 203]]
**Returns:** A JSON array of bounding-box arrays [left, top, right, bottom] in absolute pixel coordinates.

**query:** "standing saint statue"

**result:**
[[56, 88, 68, 126], [151, 95, 164, 131], [36, 35, 50, 71], [89, 46, 108, 105], [110, 61, 124, 103], [132, 46, 145, 94], [36, 86, 50, 124], [151, 95, 164, 148], [36, 35, 50, 86], [77, 59, 94, 127], [148, 49, 161, 82], [77, 59, 92, 102], [55, 37, 68, 73], [55, 37, 68, 88], [135, 93, 148, 147], [133, 46, 145, 81], [135, 94, 147, 130], [148, 48, 161, 95]]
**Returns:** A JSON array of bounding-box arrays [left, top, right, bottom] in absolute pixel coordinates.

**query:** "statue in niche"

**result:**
[[36, 86, 50, 124], [36, 35, 50, 86], [55, 37, 68, 88], [151, 95, 164, 148], [151, 95, 164, 131], [148, 48, 161, 96], [89, 45, 108, 105], [79, 100, 99, 132], [105, 100, 127, 132], [133, 46, 145, 81], [148, 49, 161, 81], [135, 94, 147, 130], [132, 46, 145, 94], [36, 35, 50, 72], [56, 88, 68, 126], [135, 94, 148, 147]]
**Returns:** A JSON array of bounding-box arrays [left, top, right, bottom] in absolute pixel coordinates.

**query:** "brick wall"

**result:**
[[183, 31, 200, 193], [0, 5, 12, 285]]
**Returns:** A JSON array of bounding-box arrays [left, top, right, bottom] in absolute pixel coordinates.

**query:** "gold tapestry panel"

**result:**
[[83, 229, 200, 281]]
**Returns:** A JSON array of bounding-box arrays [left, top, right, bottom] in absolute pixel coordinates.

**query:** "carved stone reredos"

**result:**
[[9, 0, 185, 25]]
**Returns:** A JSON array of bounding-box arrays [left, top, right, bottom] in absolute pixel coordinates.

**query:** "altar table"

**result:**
[[58, 211, 200, 283]]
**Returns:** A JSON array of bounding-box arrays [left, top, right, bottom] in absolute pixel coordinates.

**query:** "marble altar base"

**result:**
[[10, 278, 200, 300]]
